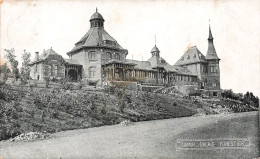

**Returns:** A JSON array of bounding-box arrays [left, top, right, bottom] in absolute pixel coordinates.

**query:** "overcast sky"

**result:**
[[1, 0, 259, 97]]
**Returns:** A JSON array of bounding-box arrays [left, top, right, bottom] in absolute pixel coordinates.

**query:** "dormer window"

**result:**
[[193, 54, 196, 58], [187, 55, 190, 59], [181, 57, 184, 60]]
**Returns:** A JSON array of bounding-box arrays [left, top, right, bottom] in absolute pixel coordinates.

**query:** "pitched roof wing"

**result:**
[[174, 46, 207, 66]]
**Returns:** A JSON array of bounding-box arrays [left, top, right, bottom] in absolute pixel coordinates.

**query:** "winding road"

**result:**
[[0, 111, 259, 159]]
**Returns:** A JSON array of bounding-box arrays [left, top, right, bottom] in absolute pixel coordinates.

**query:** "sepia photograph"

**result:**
[[0, 0, 259, 158]]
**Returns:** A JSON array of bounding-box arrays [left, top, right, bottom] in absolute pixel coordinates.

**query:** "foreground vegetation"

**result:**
[[0, 83, 197, 141], [0, 80, 258, 141]]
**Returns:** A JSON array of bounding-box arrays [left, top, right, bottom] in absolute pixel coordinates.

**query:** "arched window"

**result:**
[[115, 53, 120, 60], [106, 52, 112, 60], [88, 51, 96, 60], [89, 67, 96, 78]]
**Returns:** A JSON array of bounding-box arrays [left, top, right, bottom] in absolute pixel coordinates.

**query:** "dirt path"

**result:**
[[0, 111, 258, 159]]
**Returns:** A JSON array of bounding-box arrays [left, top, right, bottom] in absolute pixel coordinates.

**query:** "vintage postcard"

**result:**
[[0, 0, 259, 158]]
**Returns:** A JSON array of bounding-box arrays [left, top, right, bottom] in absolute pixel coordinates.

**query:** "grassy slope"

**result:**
[[1, 84, 257, 142], [0, 85, 198, 141]]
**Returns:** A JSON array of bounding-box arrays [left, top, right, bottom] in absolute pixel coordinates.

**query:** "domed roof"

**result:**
[[151, 45, 160, 53], [90, 11, 104, 21]]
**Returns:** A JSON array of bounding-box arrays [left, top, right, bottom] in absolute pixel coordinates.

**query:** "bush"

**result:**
[[88, 80, 99, 86]]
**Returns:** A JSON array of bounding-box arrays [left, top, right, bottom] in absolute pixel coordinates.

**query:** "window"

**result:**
[[212, 82, 217, 87], [54, 65, 58, 76], [89, 67, 96, 78], [88, 52, 96, 60], [115, 53, 120, 60], [193, 54, 196, 58], [181, 57, 184, 60], [213, 92, 218, 96], [202, 66, 208, 73], [34, 64, 38, 72], [210, 67, 218, 73], [187, 55, 190, 59], [106, 52, 112, 60], [51, 65, 54, 76], [101, 53, 105, 60]]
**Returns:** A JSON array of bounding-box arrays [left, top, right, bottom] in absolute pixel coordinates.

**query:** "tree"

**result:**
[[20, 50, 31, 85], [4, 48, 19, 81], [43, 65, 50, 88], [0, 63, 11, 84]]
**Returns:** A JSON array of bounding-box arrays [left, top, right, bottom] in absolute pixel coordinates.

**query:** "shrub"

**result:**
[[88, 80, 99, 87]]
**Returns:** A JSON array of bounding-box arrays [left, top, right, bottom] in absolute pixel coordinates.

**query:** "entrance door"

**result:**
[[68, 69, 78, 81]]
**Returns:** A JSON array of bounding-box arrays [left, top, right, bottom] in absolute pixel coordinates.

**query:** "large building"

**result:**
[[29, 9, 221, 97]]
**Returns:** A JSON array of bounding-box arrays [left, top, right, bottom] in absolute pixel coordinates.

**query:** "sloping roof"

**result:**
[[125, 59, 155, 71], [206, 42, 219, 60], [90, 11, 104, 21], [64, 59, 82, 66], [208, 26, 213, 40], [163, 65, 177, 72], [174, 46, 207, 66], [39, 48, 59, 60], [151, 45, 160, 53], [206, 26, 220, 60], [68, 27, 123, 54], [173, 65, 197, 76], [29, 48, 64, 65], [148, 56, 169, 68]]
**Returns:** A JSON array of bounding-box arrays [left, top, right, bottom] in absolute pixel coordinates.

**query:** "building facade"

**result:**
[[29, 9, 221, 97]]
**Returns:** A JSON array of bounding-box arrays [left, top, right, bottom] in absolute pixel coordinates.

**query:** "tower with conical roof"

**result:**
[[67, 8, 128, 83], [205, 22, 221, 97]]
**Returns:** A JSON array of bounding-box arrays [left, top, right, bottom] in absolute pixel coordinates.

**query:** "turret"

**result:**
[[89, 8, 104, 28], [206, 23, 220, 60]]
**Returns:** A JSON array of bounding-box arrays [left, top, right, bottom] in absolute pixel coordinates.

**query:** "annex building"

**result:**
[[29, 9, 221, 97]]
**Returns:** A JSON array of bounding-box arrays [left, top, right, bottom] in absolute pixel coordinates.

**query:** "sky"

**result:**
[[0, 0, 260, 97]]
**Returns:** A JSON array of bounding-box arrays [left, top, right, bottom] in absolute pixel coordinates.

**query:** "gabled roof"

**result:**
[[39, 48, 59, 60], [174, 46, 207, 66], [29, 48, 65, 65], [68, 27, 124, 54]]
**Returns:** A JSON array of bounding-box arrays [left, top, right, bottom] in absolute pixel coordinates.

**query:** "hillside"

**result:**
[[0, 83, 257, 141], [0, 84, 197, 141]]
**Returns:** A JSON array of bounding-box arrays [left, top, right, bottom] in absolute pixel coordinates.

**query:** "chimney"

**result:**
[[35, 52, 39, 61]]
